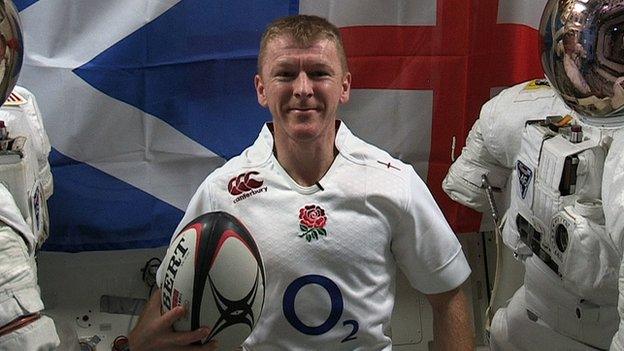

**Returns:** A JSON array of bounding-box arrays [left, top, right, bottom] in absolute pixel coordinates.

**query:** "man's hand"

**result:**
[[425, 286, 475, 351], [128, 289, 218, 351]]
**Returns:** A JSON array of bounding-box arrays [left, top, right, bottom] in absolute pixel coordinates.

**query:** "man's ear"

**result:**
[[254, 74, 268, 107], [339, 72, 351, 104]]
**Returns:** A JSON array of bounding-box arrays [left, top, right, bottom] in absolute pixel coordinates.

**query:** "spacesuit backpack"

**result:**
[[0, 86, 53, 251]]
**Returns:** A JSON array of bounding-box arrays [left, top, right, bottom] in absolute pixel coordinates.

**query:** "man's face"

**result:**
[[254, 35, 351, 143]]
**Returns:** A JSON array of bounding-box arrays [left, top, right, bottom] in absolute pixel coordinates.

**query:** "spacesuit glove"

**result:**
[[128, 289, 218, 351]]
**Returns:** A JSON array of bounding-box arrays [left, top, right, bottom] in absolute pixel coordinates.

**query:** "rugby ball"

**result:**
[[161, 211, 265, 349]]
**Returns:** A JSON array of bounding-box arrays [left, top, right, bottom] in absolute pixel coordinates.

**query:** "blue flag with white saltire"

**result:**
[[16, 0, 297, 251]]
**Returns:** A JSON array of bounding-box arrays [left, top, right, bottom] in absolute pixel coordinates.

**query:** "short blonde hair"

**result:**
[[257, 15, 348, 75]]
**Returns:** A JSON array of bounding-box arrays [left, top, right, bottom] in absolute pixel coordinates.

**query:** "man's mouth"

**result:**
[[289, 107, 318, 112]]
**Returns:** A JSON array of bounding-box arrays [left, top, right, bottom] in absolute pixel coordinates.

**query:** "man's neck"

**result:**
[[272, 124, 338, 187]]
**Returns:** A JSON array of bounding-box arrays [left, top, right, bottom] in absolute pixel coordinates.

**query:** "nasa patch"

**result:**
[[516, 160, 533, 199], [29, 181, 47, 247]]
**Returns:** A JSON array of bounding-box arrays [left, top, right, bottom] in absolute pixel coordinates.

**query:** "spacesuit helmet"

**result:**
[[540, 0, 624, 127], [0, 0, 22, 105]]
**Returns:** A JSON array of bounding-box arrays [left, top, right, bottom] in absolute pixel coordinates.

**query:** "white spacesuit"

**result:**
[[443, 0, 624, 350], [0, 86, 59, 351], [0, 1, 59, 350]]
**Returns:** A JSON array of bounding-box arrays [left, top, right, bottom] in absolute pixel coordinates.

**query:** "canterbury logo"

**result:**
[[228, 171, 264, 196]]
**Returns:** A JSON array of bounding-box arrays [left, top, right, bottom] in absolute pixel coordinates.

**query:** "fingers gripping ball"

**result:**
[[161, 212, 265, 349]]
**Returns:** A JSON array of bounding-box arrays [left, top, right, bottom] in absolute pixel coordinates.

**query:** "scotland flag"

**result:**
[[16, 0, 548, 251]]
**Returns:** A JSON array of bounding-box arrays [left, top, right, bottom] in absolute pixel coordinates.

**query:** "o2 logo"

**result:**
[[282, 274, 359, 343]]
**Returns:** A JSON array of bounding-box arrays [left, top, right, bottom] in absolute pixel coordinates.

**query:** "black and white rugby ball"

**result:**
[[161, 211, 265, 349]]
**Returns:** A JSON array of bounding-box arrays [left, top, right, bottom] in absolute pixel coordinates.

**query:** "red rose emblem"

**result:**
[[299, 205, 326, 228], [298, 205, 328, 242]]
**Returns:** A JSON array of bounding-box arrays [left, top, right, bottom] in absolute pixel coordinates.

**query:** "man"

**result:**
[[130, 15, 474, 350]]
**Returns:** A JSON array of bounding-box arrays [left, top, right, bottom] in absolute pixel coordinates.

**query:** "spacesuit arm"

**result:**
[[442, 117, 511, 214], [613, 257, 624, 350], [0, 184, 59, 350], [603, 130, 624, 350]]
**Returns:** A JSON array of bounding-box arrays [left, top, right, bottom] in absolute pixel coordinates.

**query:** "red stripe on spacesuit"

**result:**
[[0, 313, 41, 337]]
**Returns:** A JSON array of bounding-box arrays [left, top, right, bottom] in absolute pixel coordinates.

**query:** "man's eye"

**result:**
[[275, 71, 295, 79], [309, 71, 329, 78]]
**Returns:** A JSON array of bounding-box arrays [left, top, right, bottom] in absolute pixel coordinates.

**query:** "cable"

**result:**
[[127, 257, 162, 333], [141, 257, 161, 292], [126, 295, 144, 335]]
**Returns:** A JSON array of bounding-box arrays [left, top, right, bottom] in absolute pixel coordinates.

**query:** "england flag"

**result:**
[[15, 0, 547, 251]]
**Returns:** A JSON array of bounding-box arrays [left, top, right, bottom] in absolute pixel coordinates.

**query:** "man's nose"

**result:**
[[293, 72, 313, 99]]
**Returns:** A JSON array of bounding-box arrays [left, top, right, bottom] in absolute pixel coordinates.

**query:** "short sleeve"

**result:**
[[391, 170, 471, 294]]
